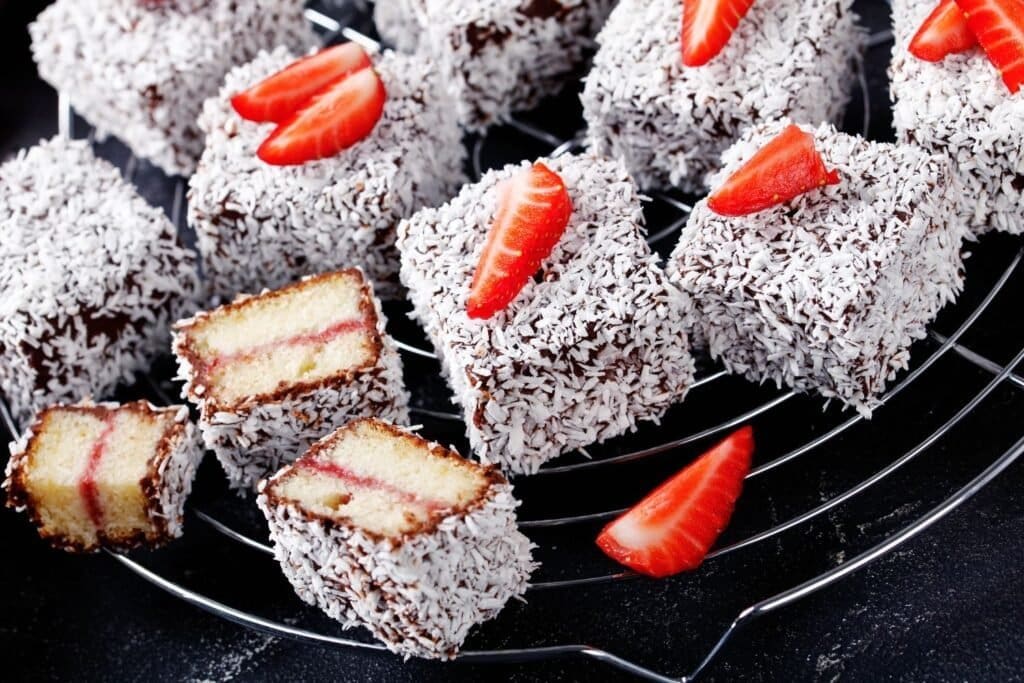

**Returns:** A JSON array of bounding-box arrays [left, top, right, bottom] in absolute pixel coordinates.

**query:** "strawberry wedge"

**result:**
[[910, 0, 978, 62], [681, 0, 757, 67], [232, 43, 373, 123], [597, 426, 754, 578], [466, 163, 573, 320], [707, 124, 840, 217], [954, 0, 1024, 93], [257, 67, 386, 166]]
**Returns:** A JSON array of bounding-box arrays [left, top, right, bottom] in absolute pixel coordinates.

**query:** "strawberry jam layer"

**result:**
[[301, 459, 448, 514], [205, 316, 369, 374], [78, 414, 117, 529]]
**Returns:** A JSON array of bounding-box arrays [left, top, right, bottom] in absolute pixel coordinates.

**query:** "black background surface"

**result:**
[[2, 1, 1023, 681]]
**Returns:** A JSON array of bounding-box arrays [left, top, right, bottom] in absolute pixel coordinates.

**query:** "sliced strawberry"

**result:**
[[466, 163, 573, 320], [232, 43, 373, 123], [681, 0, 757, 67], [910, 0, 978, 62], [707, 124, 840, 217], [257, 67, 386, 166], [955, 0, 1024, 93], [596, 426, 754, 578]]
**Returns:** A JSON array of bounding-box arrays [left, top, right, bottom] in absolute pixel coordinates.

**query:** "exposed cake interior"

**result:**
[[19, 404, 176, 548], [269, 420, 491, 537], [180, 271, 380, 404]]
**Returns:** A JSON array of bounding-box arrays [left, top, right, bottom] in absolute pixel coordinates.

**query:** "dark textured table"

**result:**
[[3, 1, 1023, 681]]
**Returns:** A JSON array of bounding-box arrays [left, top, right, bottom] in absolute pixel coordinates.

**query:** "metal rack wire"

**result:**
[[4, 3, 1023, 680]]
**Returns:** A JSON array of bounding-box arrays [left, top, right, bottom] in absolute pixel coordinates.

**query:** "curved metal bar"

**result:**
[[646, 214, 689, 246], [550, 134, 586, 159], [0, 397, 18, 439], [471, 134, 488, 181], [650, 191, 693, 215], [929, 330, 1024, 389], [504, 117, 567, 149], [193, 510, 274, 556], [866, 29, 894, 48], [393, 339, 438, 359], [537, 391, 795, 475], [687, 431, 1024, 682], [409, 406, 462, 421], [748, 247, 1022, 479], [108, 552, 676, 681]]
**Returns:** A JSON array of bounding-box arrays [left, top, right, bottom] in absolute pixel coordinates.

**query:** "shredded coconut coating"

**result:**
[[257, 453, 536, 659], [889, 0, 1024, 235], [581, 0, 863, 193], [172, 272, 410, 492], [188, 47, 466, 303], [0, 137, 200, 425], [29, 0, 311, 177], [667, 121, 969, 416], [375, 0, 615, 131], [149, 405, 205, 539], [398, 153, 694, 474]]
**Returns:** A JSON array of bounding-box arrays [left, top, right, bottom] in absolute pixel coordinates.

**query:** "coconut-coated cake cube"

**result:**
[[0, 137, 200, 425], [398, 153, 694, 475], [581, 0, 863, 193], [889, 0, 1024, 235], [257, 418, 536, 659], [3, 400, 203, 553], [29, 0, 311, 177], [188, 47, 466, 303], [173, 269, 410, 491], [374, 0, 615, 131], [667, 121, 969, 415]]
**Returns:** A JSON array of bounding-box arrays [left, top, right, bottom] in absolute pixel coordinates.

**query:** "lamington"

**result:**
[[374, 0, 615, 131], [257, 418, 536, 659], [3, 400, 202, 553], [667, 120, 969, 416], [890, 0, 1024, 235], [189, 45, 465, 302], [0, 137, 199, 425], [173, 269, 410, 491], [29, 0, 311, 177], [398, 153, 694, 475], [581, 0, 863, 193]]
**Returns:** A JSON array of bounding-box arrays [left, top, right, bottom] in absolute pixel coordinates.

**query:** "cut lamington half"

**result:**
[[257, 418, 536, 659], [3, 400, 203, 553], [189, 46, 465, 303], [581, 0, 863, 193], [667, 120, 969, 416], [30, 0, 311, 176], [0, 137, 199, 425], [890, 0, 1024, 235], [374, 0, 615, 131], [398, 153, 694, 475], [173, 269, 410, 491]]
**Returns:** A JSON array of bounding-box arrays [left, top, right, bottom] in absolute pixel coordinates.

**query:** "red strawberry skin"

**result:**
[[257, 67, 386, 166], [681, 0, 757, 67], [466, 163, 573, 320], [910, 0, 978, 62], [232, 43, 373, 124], [596, 426, 754, 578], [707, 124, 840, 217], [955, 0, 1024, 93]]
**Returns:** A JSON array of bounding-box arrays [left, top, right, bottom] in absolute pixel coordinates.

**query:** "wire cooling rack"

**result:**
[[4, 1, 1024, 680]]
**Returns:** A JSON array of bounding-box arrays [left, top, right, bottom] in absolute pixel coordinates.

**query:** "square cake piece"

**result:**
[[667, 121, 969, 415], [0, 137, 200, 425], [890, 0, 1024, 235], [30, 0, 311, 177], [374, 0, 615, 131], [258, 418, 536, 659], [581, 0, 862, 192], [173, 269, 410, 491], [3, 400, 203, 553], [398, 153, 694, 474], [189, 46, 465, 302]]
